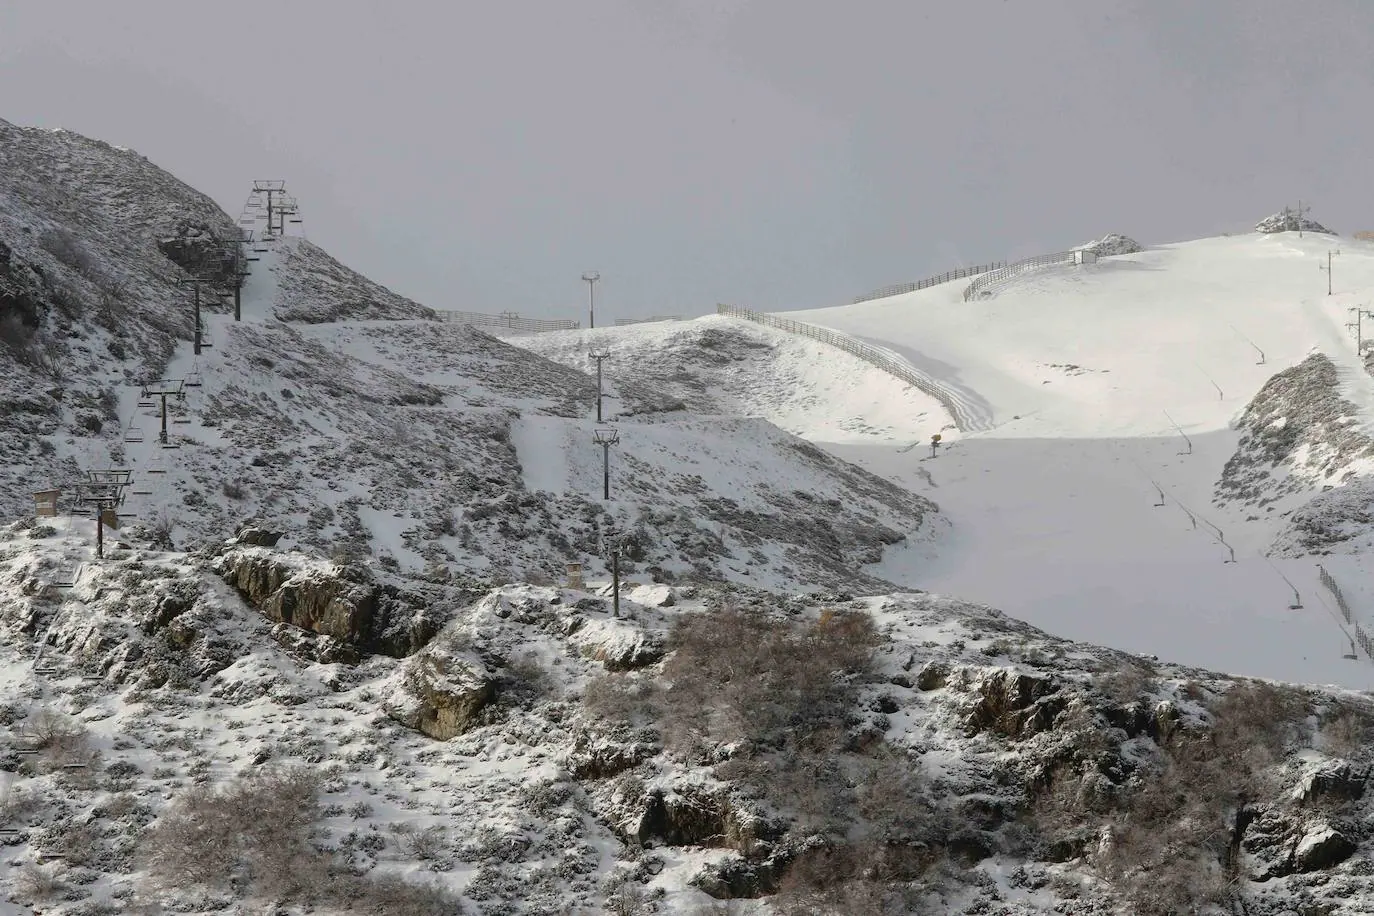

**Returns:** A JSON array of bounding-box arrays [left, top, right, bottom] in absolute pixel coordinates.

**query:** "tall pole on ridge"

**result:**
[[582, 272, 600, 329], [593, 428, 619, 500], [589, 349, 610, 422]]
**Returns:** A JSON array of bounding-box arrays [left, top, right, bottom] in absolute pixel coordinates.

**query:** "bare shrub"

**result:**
[[141, 769, 464, 911], [661, 605, 878, 755], [11, 862, 66, 903], [140, 767, 322, 891], [772, 843, 931, 915], [1094, 679, 1309, 914], [394, 823, 448, 862], [0, 311, 37, 361], [583, 673, 656, 724], [1321, 703, 1374, 759], [28, 708, 92, 767], [1098, 663, 1157, 705], [221, 480, 247, 500], [40, 227, 96, 275]]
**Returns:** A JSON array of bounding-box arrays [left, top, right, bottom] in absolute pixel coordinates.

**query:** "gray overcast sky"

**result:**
[[1, 1, 1371, 320]]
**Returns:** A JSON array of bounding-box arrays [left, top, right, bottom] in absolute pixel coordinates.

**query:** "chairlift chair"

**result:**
[[185, 370, 203, 388], [123, 425, 144, 444], [145, 456, 168, 474]]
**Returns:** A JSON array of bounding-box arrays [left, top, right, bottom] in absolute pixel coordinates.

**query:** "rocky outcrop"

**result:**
[[385, 645, 496, 740], [1076, 233, 1143, 257], [965, 669, 1066, 739], [212, 548, 444, 658], [1255, 210, 1334, 235]]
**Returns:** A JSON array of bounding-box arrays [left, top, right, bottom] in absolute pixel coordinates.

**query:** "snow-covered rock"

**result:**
[[1073, 233, 1144, 256], [1256, 209, 1334, 234]]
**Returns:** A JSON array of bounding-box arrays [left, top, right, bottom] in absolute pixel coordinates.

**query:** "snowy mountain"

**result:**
[[7, 117, 1374, 915]]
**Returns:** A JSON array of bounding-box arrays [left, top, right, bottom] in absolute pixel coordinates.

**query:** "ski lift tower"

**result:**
[[76, 474, 130, 559], [176, 276, 217, 356], [139, 379, 187, 447]]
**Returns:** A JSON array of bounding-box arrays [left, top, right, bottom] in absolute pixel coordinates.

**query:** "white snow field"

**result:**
[[524, 232, 1374, 690], [775, 232, 1374, 690]]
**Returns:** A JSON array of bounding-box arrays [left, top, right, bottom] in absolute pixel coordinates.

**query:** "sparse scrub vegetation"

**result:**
[[140, 767, 464, 912], [1027, 679, 1312, 915], [1320, 702, 1374, 759]]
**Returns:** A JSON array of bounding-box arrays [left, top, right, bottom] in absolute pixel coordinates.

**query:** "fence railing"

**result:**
[[963, 250, 1081, 301], [614, 315, 682, 326], [854, 263, 1006, 304], [1317, 564, 1373, 660], [716, 303, 981, 431], [433, 310, 580, 334]]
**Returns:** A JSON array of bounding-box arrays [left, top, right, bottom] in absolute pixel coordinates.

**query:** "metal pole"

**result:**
[[160, 394, 169, 445], [193, 283, 202, 355], [583, 272, 600, 329], [234, 278, 242, 322], [601, 442, 610, 500], [96, 507, 103, 559], [596, 359, 604, 422], [611, 547, 620, 617]]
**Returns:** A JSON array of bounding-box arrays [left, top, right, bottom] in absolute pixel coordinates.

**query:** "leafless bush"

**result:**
[[0, 780, 39, 826], [47, 820, 104, 867], [583, 673, 657, 724], [394, 823, 448, 861], [40, 227, 96, 275], [0, 311, 36, 360], [1321, 703, 1374, 759], [140, 767, 322, 892], [142, 769, 464, 911], [772, 843, 932, 915], [661, 605, 878, 755], [10, 862, 66, 903], [1098, 663, 1157, 705], [221, 480, 247, 500], [149, 508, 176, 550], [28, 708, 92, 767]]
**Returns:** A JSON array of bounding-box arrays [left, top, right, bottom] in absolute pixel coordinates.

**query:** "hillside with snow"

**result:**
[[8, 115, 1374, 915]]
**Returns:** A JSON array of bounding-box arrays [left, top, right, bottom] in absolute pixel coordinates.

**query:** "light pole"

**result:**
[[1322, 249, 1341, 296], [604, 530, 623, 618], [593, 427, 619, 500], [589, 349, 610, 422], [1347, 306, 1373, 355], [582, 271, 600, 329]]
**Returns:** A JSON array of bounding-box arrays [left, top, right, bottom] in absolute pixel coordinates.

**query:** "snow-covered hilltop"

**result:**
[[7, 118, 1374, 915]]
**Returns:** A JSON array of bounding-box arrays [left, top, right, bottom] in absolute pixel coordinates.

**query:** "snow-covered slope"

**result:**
[[513, 232, 1374, 691], [781, 233, 1374, 440], [1, 119, 940, 595], [7, 521, 1374, 915], [515, 316, 949, 446], [768, 232, 1374, 690]]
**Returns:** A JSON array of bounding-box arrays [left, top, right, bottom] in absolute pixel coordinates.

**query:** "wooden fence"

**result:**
[[853, 263, 1005, 304], [434, 310, 579, 333], [963, 250, 1080, 301], [614, 316, 682, 326], [1317, 564, 1373, 660], [716, 303, 980, 431]]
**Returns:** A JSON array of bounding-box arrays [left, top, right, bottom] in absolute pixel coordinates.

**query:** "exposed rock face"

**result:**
[[231, 524, 283, 548], [1217, 354, 1374, 553], [965, 669, 1065, 739], [1296, 762, 1369, 806], [1256, 210, 1334, 234], [1076, 233, 1144, 256], [157, 219, 240, 284], [385, 643, 496, 740], [1295, 826, 1357, 872], [212, 548, 444, 657]]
